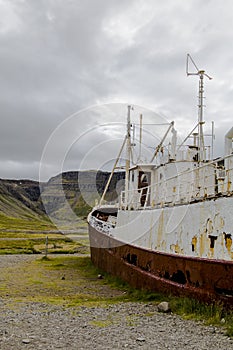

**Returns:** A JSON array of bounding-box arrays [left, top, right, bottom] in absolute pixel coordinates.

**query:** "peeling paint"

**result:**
[[192, 236, 197, 252], [114, 196, 233, 261], [224, 232, 232, 252], [174, 242, 181, 254], [199, 233, 207, 257], [206, 219, 213, 234], [214, 213, 225, 231]]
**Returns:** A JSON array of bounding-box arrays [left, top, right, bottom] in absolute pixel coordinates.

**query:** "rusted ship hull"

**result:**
[[89, 224, 233, 307]]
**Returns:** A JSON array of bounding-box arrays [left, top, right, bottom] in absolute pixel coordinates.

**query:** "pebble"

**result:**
[[136, 337, 146, 342]]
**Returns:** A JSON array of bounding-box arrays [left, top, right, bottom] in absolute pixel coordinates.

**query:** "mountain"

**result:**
[[0, 170, 125, 226], [41, 170, 125, 220], [0, 179, 45, 218]]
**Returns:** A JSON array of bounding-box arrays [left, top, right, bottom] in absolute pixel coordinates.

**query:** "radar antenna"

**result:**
[[186, 54, 212, 162]]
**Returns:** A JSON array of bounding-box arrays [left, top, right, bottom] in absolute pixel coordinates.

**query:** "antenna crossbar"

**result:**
[[186, 54, 213, 162]]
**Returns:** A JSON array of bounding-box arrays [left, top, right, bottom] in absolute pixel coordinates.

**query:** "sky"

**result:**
[[1, 0, 233, 181]]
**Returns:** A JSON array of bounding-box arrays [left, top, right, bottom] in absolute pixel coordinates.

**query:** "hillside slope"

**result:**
[[0, 170, 125, 229], [0, 179, 45, 215], [0, 179, 53, 231]]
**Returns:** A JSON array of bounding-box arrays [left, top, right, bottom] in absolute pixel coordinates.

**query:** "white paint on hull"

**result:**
[[113, 196, 233, 261]]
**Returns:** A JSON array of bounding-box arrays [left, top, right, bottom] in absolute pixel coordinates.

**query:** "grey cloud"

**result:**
[[0, 0, 233, 179]]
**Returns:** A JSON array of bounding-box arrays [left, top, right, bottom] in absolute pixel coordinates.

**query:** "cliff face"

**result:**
[[41, 170, 125, 220], [0, 170, 125, 221]]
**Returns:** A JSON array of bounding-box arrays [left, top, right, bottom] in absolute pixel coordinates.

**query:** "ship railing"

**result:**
[[89, 215, 114, 234], [154, 144, 197, 165], [120, 154, 233, 210], [96, 200, 119, 207]]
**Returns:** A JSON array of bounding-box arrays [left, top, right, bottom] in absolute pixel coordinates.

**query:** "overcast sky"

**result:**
[[1, 0, 233, 181]]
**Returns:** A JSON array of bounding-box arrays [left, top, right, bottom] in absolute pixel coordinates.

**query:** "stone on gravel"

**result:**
[[136, 337, 146, 342], [157, 301, 171, 313]]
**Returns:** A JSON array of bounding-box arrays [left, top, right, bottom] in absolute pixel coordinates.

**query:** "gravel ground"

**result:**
[[0, 255, 232, 350]]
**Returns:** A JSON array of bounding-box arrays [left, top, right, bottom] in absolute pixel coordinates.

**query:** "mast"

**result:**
[[186, 54, 212, 162], [211, 121, 215, 160], [198, 70, 205, 161], [125, 105, 132, 206], [101, 105, 132, 208], [99, 136, 127, 206], [139, 114, 142, 161]]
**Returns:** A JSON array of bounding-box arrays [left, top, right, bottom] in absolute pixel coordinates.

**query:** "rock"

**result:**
[[157, 301, 171, 313], [136, 337, 145, 342], [22, 339, 31, 344], [97, 274, 103, 279]]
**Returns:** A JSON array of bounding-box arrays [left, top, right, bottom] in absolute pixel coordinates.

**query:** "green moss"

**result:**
[[89, 319, 113, 327]]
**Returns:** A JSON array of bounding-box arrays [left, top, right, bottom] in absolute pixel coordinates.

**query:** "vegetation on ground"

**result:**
[[0, 255, 232, 337], [0, 235, 89, 255], [0, 213, 89, 255]]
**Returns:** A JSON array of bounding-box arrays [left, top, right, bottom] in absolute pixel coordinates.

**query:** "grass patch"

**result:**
[[0, 212, 54, 231], [0, 213, 89, 255], [0, 232, 89, 255], [0, 255, 232, 337], [0, 256, 126, 307], [0, 238, 84, 255], [92, 270, 168, 303], [170, 297, 233, 337], [89, 319, 113, 328]]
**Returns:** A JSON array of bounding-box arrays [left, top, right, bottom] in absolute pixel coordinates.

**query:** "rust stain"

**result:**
[[157, 210, 164, 249], [192, 236, 197, 252], [227, 171, 231, 192], [170, 242, 184, 254], [174, 242, 181, 254], [199, 233, 207, 257], [206, 219, 213, 234], [214, 214, 225, 230], [209, 246, 214, 258], [161, 240, 166, 251], [224, 232, 232, 253], [170, 244, 175, 253], [89, 224, 233, 308]]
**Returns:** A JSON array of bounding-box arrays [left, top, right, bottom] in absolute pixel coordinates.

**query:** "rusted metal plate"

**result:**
[[89, 225, 233, 308]]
